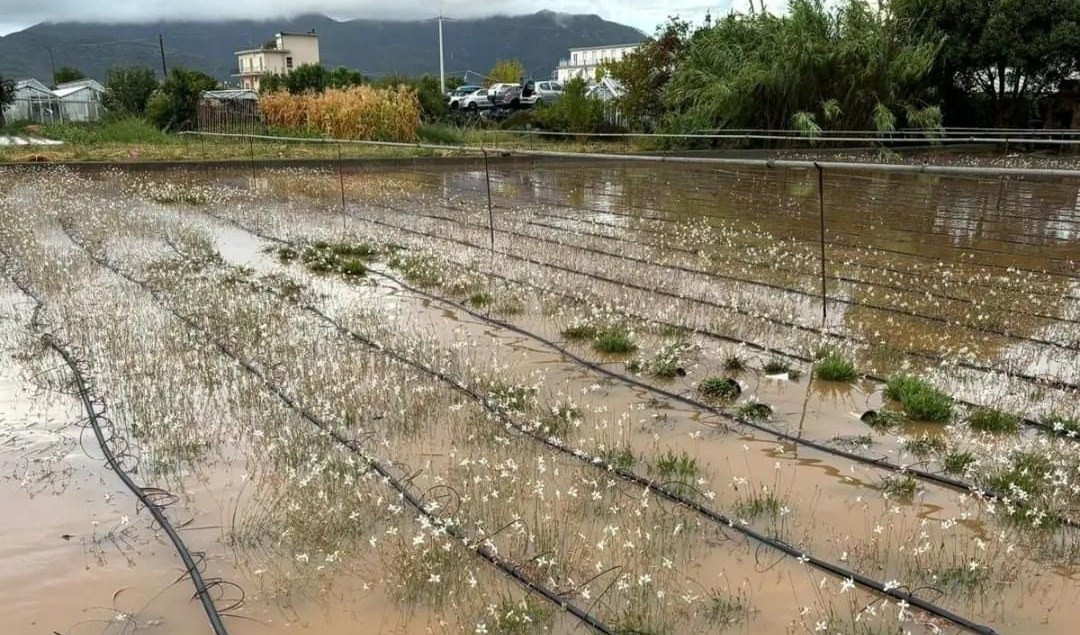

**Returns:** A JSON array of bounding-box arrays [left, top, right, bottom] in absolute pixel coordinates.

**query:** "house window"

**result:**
[[286, 56, 293, 70]]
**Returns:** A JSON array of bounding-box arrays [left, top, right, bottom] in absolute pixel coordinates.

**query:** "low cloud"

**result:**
[[0, 1, 740, 34]]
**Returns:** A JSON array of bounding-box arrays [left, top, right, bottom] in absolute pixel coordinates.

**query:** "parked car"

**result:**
[[487, 83, 522, 107], [459, 89, 493, 111], [521, 80, 564, 106], [447, 85, 482, 109]]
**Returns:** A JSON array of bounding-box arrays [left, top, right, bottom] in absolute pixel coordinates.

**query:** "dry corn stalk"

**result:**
[[260, 86, 422, 142]]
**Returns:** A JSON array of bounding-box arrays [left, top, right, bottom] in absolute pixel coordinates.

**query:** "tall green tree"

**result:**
[[53, 67, 85, 85], [0, 75, 15, 126], [895, 0, 1080, 125], [603, 18, 690, 130], [146, 68, 218, 131], [487, 59, 525, 85], [103, 67, 158, 116], [663, 0, 941, 133]]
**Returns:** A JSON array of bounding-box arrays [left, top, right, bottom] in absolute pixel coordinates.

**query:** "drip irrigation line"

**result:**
[[184, 219, 1007, 634], [203, 207, 1072, 439], [372, 171, 1080, 305], [374, 199, 1080, 343], [336, 203, 1080, 395], [511, 211, 1080, 321], [404, 167, 1080, 283], [182, 131, 1080, 179], [467, 166, 1080, 247], [466, 169, 1080, 275], [60, 230, 618, 635], [0, 261, 230, 635], [201, 214, 1075, 531]]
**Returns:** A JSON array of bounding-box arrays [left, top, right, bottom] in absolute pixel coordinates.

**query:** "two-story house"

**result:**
[[234, 31, 320, 91]]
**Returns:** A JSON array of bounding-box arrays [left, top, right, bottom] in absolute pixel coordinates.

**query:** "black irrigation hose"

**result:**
[[0, 263, 230, 635], [510, 208, 1080, 318], [373, 166, 1080, 304], [453, 167, 1080, 275], [467, 167, 1080, 251], [381, 198, 1080, 344], [341, 203, 1080, 394], [60, 229, 618, 635], [207, 230, 1003, 634]]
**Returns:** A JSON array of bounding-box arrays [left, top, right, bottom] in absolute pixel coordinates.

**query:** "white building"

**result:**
[[555, 43, 641, 84], [53, 79, 106, 122], [234, 31, 320, 91]]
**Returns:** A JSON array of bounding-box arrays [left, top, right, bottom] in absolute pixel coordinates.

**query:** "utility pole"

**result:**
[[437, 16, 446, 94], [46, 47, 57, 87], [158, 34, 168, 78]]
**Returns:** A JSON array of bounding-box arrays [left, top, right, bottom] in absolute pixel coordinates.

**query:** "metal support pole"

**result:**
[[158, 34, 168, 78], [249, 136, 257, 187], [482, 148, 496, 315], [815, 163, 828, 326], [337, 142, 347, 237], [438, 17, 446, 95]]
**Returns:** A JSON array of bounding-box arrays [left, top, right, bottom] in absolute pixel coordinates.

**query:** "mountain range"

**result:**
[[0, 11, 645, 84]]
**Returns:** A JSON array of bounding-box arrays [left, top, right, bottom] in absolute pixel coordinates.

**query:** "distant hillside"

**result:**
[[0, 11, 645, 84]]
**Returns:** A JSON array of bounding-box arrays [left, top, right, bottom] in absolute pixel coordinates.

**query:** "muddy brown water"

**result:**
[[1, 163, 1078, 634]]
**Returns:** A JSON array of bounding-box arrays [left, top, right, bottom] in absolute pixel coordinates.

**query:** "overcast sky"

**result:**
[[0, 1, 789, 37]]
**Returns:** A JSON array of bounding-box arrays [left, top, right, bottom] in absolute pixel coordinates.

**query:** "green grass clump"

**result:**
[[762, 358, 802, 379], [723, 353, 746, 371], [418, 123, 465, 145], [902, 433, 946, 457], [967, 408, 1020, 434], [387, 253, 443, 287], [539, 402, 580, 436], [736, 402, 772, 421], [41, 117, 172, 145], [1040, 413, 1080, 436], [703, 589, 745, 626], [596, 446, 635, 470], [466, 291, 492, 308], [943, 451, 976, 475], [936, 565, 990, 595], [489, 384, 537, 412], [988, 452, 1050, 500], [651, 450, 699, 481], [814, 353, 858, 382], [593, 328, 636, 355], [733, 493, 782, 520], [882, 475, 919, 500], [562, 323, 599, 341], [861, 409, 904, 432], [698, 376, 741, 401], [884, 375, 953, 422]]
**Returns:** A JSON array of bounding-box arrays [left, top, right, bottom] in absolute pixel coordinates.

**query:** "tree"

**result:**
[[327, 66, 367, 89], [284, 63, 329, 93], [895, 0, 1080, 126], [663, 0, 940, 133], [53, 67, 85, 85], [0, 75, 15, 126], [604, 18, 691, 130], [146, 68, 218, 131], [374, 74, 447, 120], [103, 67, 158, 116], [532, 77, 608, 133], [487, 59, 526, 85]]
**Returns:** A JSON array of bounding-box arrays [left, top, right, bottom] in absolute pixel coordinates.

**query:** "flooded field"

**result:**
[[0, 159, 1077, 635]]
